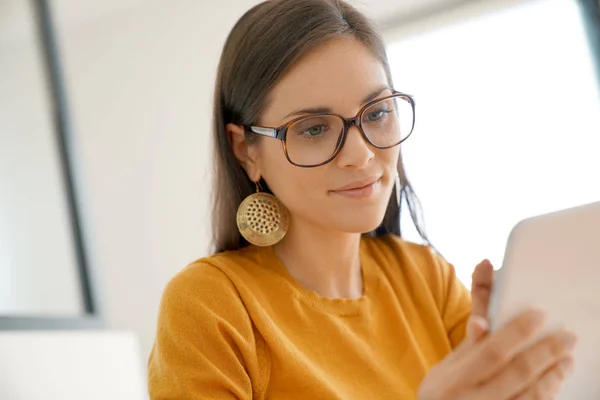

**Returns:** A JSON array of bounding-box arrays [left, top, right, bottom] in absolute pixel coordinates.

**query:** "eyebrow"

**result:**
[[282, 85, 392, 120]]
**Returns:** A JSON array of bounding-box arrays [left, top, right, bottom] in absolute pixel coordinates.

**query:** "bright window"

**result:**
[[388, 0, 600, 286]]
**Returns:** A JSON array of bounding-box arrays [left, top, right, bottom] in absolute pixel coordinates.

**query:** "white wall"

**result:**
[[53, 0, 260, 359], [0, 0, 83, 316]]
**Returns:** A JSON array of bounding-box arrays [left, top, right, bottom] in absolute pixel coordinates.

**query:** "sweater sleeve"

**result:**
[[429, 249, 472, 348], [148, 262, 263, 399]]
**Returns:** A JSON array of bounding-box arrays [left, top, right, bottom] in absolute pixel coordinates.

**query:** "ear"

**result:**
[[227, 123, 261, 182]]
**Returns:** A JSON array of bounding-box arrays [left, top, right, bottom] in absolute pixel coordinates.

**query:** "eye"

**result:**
[[365, 108, 392, 122], [300, 124, 327, 136]]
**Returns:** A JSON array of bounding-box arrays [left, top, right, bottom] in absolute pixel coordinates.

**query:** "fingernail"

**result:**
[[472, 315, 489, 331], [526, 310, 545, 325], [560, 331, 578, 349]]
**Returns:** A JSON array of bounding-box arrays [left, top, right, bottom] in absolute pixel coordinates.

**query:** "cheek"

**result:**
[[257, 139, 330, 220], [255, 138, 286, 172], [371, 147, 400, 195], [257, 139, 322, 199], [379, 146, 400, 170], [379, 147, 401, 189]]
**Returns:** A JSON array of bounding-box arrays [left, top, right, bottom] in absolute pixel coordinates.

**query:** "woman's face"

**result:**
[[248, 37, 400, 234]]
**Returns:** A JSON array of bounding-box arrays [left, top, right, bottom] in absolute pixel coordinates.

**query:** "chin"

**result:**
[[317, 192, 392, 234], [329, 206, 388, 234]]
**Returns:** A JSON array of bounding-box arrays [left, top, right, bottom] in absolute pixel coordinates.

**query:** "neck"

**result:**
[[273, 219, 363, 299]]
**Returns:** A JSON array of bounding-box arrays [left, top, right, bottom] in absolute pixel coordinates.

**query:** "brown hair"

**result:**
[[211, 0, 428, 253]]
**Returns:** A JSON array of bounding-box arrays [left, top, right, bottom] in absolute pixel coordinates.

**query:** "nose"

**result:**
[[335, 125, 374, 168]]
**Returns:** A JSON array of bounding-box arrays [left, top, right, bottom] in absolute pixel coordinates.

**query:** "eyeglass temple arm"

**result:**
[[248, 126, 278, 138]]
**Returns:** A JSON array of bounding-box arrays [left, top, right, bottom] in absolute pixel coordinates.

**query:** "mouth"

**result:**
[[331, 177, 381, 198]]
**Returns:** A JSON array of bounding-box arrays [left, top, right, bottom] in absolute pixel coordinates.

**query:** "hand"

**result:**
[[418, 261, 577, 400]]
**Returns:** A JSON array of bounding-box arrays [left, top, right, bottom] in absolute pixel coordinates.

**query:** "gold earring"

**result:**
[[236, 181, 290, 246]]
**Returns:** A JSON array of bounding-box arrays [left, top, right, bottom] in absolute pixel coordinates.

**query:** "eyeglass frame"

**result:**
[[243, 91, 416, 168]]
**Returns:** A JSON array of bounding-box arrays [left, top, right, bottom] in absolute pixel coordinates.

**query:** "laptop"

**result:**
[[0, 331, 147, 400]]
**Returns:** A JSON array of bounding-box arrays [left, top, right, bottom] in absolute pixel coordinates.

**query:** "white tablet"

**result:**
[[488, 200, 600, 400]]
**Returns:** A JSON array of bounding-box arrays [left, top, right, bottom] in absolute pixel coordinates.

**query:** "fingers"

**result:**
[[511, 357, 575, 400], [476, 329, 577, 399], [471, 259, 494, 319], [465, 315, 489, 345], [454, 310, 546, 387], [459, 259, 494, 351], [452, 315, 489, 361]]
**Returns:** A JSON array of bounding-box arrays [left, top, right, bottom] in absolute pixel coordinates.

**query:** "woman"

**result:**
[[148, 0, 576, 398]]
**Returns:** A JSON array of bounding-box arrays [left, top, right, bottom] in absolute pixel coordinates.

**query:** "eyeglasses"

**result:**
[[244, 92, 415, 168]]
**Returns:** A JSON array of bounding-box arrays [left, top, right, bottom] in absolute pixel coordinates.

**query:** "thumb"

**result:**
[[471, 259, 494, 319], [465, 315, 489, 345]]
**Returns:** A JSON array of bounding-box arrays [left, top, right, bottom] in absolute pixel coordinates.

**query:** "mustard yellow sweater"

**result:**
[[148, 235, 471, 399]]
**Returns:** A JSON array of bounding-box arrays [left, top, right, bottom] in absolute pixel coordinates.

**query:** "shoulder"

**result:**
[[159, 247, 263, 320], [150, 250, 269, 398], [362, 234, 442, 273], [363, 235, 471, 347], [362, 234, 462, 297], [158, 259, 240, 328]]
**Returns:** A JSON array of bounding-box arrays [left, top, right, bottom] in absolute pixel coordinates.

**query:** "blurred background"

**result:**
[[1, 0, 599, 398]]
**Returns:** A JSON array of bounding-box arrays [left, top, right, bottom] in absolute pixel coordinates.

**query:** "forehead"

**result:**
[[261, 37, 390, 123]]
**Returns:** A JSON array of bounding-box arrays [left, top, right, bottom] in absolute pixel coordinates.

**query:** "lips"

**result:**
[[332, 177, 381, 192], [329, 177, 382, 199]]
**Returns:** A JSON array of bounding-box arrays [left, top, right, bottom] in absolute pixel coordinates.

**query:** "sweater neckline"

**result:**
[[257, 239, 378, 317]]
